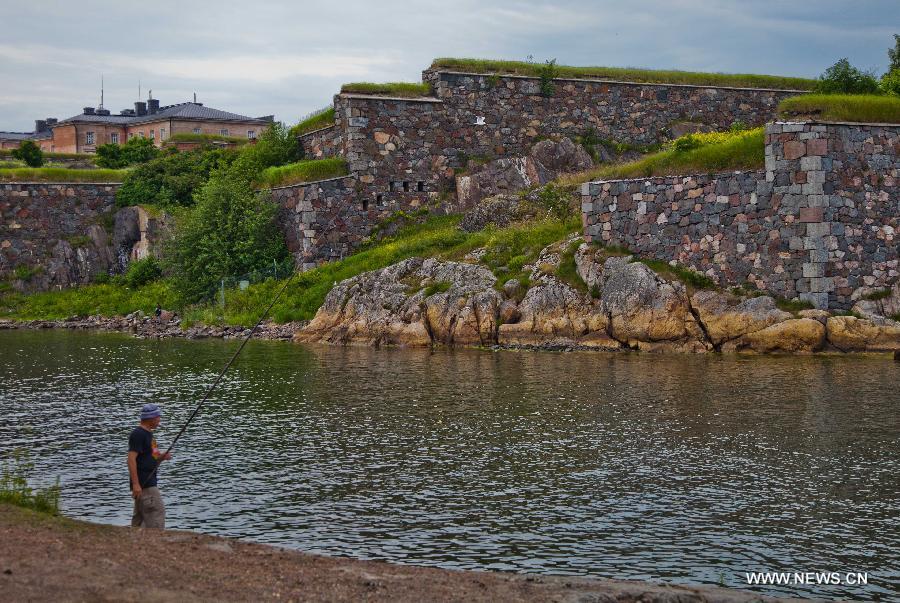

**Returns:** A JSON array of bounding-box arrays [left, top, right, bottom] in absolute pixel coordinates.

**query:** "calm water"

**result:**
[[0, 330, 898, 600]]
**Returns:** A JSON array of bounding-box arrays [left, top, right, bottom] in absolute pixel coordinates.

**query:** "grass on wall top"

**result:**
[[430, 58, 818, 91], [165, 133, 250, 145], [559, 127, 765, 184], [778, 94, 900, 123], [340, 82, 433, 97], [0, 167, 128, 182], [0, 149, 97, 161], [257, 158, 349, 188], [291, 108, 336, 137]]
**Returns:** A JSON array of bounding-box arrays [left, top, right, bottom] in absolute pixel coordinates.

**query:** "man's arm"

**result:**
[[127, 450, 141, 498]]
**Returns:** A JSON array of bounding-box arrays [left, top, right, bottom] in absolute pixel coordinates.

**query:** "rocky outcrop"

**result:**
[[296, 258, 503, 347], [456, 137, 592, 208], [294, 240, 900, 355]]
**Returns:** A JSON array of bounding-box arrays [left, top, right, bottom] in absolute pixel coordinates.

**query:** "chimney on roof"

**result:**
[[134, 101, 147, 117], [34, 120, 48, 133], [120, 109, 135, 116], [96, 108, 111, 116], [83, 107, 95, 115], [148, 98, 160, 115], [46, 118, 57, 126]]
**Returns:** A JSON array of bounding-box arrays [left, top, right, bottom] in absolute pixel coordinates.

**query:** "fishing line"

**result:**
[[139, 271, 298, 487]]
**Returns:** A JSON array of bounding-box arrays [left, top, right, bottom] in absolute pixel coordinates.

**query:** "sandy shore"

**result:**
[[0, 503, 816, 603]]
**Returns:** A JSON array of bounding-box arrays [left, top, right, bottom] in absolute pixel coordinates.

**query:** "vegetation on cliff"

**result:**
[[430, 58, 818, 90], [778, 94, 900, 123], [290, 107, 335, 136], [340, 82, 433, 97], [560, 127, 764, 184], [258, 158, 349, 188]]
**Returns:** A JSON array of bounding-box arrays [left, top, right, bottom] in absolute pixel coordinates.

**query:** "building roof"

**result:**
[[57, 102, 271, 126], [0, 131, 34, 141]]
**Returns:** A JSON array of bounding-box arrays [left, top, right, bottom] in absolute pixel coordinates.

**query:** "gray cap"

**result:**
[[140, 403, 161, 420]]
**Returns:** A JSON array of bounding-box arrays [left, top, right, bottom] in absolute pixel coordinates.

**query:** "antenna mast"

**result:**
[[100, 74, 104, 109]]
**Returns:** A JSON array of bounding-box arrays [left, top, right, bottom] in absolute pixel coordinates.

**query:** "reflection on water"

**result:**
[[1, 330, 898, 600]]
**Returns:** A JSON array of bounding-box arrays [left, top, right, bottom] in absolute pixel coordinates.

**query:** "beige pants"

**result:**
[[131, 486, 165, 528]]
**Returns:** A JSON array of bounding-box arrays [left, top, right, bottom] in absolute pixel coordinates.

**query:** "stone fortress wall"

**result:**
[[582, 121, 899, 309], [0, 183, 166, 291], [288, 68, 804, 267]]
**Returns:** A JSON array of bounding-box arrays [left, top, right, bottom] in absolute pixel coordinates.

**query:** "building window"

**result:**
[[150, 130, 155, 140], [110, 133, 119, 144], [139, 132, 145, 138], [247, 130, 256, 139], [220, 129, 229, 136], [160, 128, 167, 140], [85, 132, 95, 145], [193, 128, 201, 134]]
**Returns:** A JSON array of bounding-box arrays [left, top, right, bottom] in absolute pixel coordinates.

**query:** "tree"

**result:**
[[816, 58, 880, 94], [12, 140, 43, 167], [167, 170, 288, 301], [228, 121, 302, 181], [95, 136, 160, 169], [116, 146, 237, 208], [881, 68, 900, 96], [888, 34, 900, 74]]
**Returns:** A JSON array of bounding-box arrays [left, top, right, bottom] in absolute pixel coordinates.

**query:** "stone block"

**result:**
[[806, 138, 827, 156], [799, 292, 829, 309], [805, 222, 831, 237], [798, 207, 824, 223], [799, 156, 822, 171], [783, 140, 806, 160], [803, 262, 825, 278]]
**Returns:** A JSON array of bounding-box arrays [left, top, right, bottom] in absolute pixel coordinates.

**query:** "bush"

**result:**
[[11, 140, 43, 167], [537, 183, 571, 219], [96, 136, 160, 169], [124, 257, 162, 288], [228, 121, 303, 182], [538, 59, 558, 97], [167, 172, 289, 301], [881, 69, 900, 96], [671, 134, 702, 153], [816, 59, 880, 94], [0, 450, 60, 515], [116, 147, 237, 208]]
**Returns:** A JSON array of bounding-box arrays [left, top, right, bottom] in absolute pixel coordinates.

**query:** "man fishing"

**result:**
[[128, 403, 172, 528]]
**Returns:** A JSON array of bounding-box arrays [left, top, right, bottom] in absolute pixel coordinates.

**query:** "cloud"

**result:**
[[0, 0, 897, 130]]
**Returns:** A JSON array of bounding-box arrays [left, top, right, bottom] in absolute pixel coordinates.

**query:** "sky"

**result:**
[[1, 0, 897, 131]]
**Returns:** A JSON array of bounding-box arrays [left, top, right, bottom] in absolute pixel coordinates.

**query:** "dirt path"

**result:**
[[0, 504, 810, 602]]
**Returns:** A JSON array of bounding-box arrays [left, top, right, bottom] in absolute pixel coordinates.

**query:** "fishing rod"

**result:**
[[139, 271, 298, 487]]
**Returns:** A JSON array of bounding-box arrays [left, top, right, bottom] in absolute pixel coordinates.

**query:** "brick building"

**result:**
[[5, 97, 273, 154]]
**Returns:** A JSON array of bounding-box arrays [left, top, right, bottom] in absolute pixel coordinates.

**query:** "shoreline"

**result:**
[[3, 315, 900, 359], [0, 503, 812, 602]]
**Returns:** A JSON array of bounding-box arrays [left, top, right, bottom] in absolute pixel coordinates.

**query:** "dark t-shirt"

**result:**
[[128, 427, 160, 489]]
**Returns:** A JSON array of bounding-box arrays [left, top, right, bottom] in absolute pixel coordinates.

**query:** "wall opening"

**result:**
[[362, 197, 369, 210], [403, 181, 410, 192], [417, 181, 425, 192]]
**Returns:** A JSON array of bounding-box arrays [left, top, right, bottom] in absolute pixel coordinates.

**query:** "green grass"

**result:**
[[257, 158, 349, 188], [0, 280, 180, 320], [430, 58, 817, 91], [0, 167, 128, 182], [184, 213, 580, 325], [2, 214, 580, 326], [775, 298, 815, 313], [560, 127, 764, 184], [1, 451, 60, 515], [778, 94, 900, 123], [635, 258, 716, 289], [165, 133, 250, 145], [291, 108, 335, 136], [0, 149, 96, 161], [556, 238, 588, 293], [423, 281, 452, 296], [340, 82, 433, 97]]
